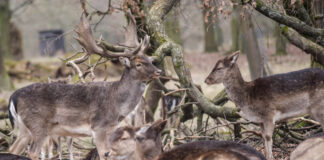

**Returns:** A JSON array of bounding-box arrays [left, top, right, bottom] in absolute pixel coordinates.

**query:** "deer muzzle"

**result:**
[[154, 69, 162, 76]]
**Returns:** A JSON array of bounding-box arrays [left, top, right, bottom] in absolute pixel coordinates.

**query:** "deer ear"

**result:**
[[119, 57, 131, 68], [149, 119, 167, 134], [228, 51, 240, 65]]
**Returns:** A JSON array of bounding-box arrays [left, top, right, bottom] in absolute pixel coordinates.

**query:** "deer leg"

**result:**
[[309, 105, 324, 129], [93, 130, 108, 160], [48, 137, 54, 159], [28, 135, 47, 160], [66, 136, 74, 160], [41, 146, 46, 160], [93, 127, 115, 160], [55, 136, 62, 160], [10, 123, 31, 154], [260, 121, 275, 160], [9, 134, 31, 154]]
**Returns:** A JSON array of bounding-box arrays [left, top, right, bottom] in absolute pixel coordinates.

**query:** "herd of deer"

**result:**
[[1, 12, 324, 160]]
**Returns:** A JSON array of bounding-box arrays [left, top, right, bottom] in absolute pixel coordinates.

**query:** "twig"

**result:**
[[163, 88, 188, 97], [291, 117, 320, 125]]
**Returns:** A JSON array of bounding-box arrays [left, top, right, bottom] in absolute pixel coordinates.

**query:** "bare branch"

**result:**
[[281, 26, 324, 66]]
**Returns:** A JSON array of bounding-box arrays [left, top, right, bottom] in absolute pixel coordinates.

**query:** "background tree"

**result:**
[[0, 0, 12, 90]]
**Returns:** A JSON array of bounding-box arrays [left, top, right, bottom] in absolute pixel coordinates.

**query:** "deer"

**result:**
[[0, 153, 30, 160], [204, 51, 324, 159], [124, 96, 146, 127], [46, 76, 74, 160], [8, 12, 161, 160], [290, 133, 324, 160], [88, 120, 265, 160], [84, 119, 265, 160], [155, 141, 266, 160], [83, 119, 167, 160]]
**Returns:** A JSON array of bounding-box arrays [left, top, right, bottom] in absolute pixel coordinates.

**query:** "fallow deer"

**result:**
[[8, 12, 161, 160], [0, 153, 30, 160], [155, 141, 266, 160], [47, 77, 74, 160], [83, 119, 167, 160], [124, 96, 146, 127], [95, 121, 265, 160], [205, 51, 324, 159], [290, 133, 324, 160]]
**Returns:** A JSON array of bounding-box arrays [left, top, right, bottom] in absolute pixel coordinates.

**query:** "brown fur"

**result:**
[[155, 141, 265, 160], [0, 153, 30, 160], [83, 120, 167, 160], [290, 133, 324, 160], [86, 120, 264, 160], [205, 51, 324, 159], [8, 54, 161, 160]]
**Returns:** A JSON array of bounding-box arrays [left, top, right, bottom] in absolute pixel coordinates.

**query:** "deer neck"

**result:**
[[222, 65, 248, 106], [114, 68, 146, 116]]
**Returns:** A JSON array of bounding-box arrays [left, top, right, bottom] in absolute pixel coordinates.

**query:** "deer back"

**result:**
[[155, 141, 266, 160], [83, 120, 167, 160], [0, 153, 30, 160], [290, 133, 324, 160]]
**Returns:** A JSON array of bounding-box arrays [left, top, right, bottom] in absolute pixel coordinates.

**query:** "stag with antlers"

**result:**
[[8, 11, 161, 160]]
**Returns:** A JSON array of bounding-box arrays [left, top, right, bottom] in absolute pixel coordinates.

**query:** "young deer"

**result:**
[[86, 119, 264, 160], [8, 12, 161, 160], [94, 121, 265, 160], [83, 119, 167, 160], [290, 133, 324, 160], [205, 51, 324, 159], [124, 96, 146, 127]]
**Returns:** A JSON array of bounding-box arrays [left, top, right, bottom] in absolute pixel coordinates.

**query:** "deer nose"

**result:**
[[205, 78, 211, 85], [104, 152, 110, 157], [154, 69, 162, 76]]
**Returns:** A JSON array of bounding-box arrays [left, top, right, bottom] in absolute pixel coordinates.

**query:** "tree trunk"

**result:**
[[0, 0, 12, 90], [202, 8, 221, 53], [164, 10, 182, 45], [241, 13, 269, 79], [311, 0, 324, 68], [275, 24, 287, 55], [147, 0, 240, 121], [0, 0, 10, 58], [230, 6, 242, 53]]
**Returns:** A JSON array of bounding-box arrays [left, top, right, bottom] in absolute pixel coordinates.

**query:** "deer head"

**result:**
[[107, 120, 167, 160], [205, 51, 240, 85], [75, 11, 161, 83]]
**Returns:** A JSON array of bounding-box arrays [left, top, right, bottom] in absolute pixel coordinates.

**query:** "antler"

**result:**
[[75, 13, 142, 58], [67, 10, 150, 83], [75, 14, 104, 55]]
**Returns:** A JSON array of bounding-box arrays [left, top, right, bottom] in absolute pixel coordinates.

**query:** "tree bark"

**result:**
[[0, 0, 12, 90], [230, 7, 242, 53], [147, 0, 240, 121], [248, 0, 324, 46], [164, 10, 182, 45], [241, 12, 269, 79], [281, 26, 324, 66], [202, 8, 219, 53], [275, 24, 287, 55]]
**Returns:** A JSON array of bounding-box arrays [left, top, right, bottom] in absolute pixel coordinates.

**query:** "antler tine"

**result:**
[[138, 35, 150, 55], [75, 14, 104, 55], [75, 13, 137, 58]]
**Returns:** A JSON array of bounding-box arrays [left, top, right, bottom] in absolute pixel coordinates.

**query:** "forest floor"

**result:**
[[0, 44, 311, 159]]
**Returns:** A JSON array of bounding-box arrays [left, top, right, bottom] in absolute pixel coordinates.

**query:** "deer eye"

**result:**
[[120, 138, 128, 141], [136, 136, 144, 142], [136, 63, 142, 67]]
